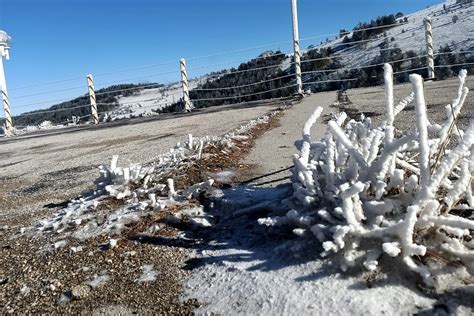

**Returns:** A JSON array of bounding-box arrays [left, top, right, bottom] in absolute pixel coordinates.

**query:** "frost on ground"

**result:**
[[180, 65, 473, 315], [6, 118, 85, 136], [136, 265, 158, 283], [26, 109, 282, 248], [86, 273, 110, 288]]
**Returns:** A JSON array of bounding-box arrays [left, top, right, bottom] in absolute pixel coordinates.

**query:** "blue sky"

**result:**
[[0, 0, 443, 114]]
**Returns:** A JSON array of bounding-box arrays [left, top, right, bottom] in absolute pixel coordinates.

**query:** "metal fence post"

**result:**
[[87, 74, 99, 124], [291, 0, 303, 95], [179, 58, 192, 112], [424, 17, 435, 80], [0, 45, 14, 137]]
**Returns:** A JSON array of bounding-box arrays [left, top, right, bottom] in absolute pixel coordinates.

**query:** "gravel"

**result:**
[[0, 100, 285, 314], [0, 229, 198, 314]]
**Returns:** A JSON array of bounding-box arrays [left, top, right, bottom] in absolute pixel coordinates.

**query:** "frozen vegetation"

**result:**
[[28, 110, 281, 243], [259, 64, 473, 286]]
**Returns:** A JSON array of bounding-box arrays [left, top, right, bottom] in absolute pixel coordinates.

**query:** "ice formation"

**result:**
[[260, 65, 473, 285]]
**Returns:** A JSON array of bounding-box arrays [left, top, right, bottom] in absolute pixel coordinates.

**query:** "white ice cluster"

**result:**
[[32, 109, 282, 241], [260, 65, 473, 285]]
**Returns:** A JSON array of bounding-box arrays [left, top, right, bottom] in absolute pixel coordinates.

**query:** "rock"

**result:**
[[0, 277, 8, 285], [71, 284, 91, 298]]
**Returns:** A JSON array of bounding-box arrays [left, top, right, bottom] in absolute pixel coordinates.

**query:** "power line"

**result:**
[[192, 74, 294, 92], [10, 85, 86, 100], [190, 84, 297, 102], [435, 62, 474, 68], [94, 83, 167, 97], [300, 22, 409, 43], [10, 96, 87, 110], [95, 70, 179, 87], [302, 78, 358, 85], [393, 66, 428, 75], [6, 22, 416, 93], [205, 62, 289, 80], [97, 91, 182, 107]]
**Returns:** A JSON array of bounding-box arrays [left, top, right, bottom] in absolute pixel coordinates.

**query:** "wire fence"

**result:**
[[2, 11, 473, 136]]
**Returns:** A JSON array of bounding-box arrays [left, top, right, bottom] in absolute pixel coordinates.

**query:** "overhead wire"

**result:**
[[190, 84, 297, 102], [192, 74, 294, 92]]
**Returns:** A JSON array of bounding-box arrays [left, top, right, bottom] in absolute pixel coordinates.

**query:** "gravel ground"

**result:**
[[0, 230, 198, 314], [0, 100, 286, 314], [240, 76, 473, 186], [0, 100, 284, 223]]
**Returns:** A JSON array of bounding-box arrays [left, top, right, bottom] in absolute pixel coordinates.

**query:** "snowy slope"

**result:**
[[106, 78, 205, 120], [317, 0, 473, 68]]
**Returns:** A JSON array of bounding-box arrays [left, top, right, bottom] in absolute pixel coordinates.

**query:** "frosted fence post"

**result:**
[[291, 0, 303, 95], [179, 58, 192, 112], [87, 74, 99, 125], [0, 44, 14, 137], [424, 17, 435, 80]]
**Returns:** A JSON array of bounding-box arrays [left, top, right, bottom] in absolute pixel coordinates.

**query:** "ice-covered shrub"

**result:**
[[32, 109, 282, 241], [39, 120, 54, 129], [260, 64, 473, 285]]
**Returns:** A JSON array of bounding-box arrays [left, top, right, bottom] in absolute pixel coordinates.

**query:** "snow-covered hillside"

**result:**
[[105, 78, 205, 121], [321, 0, 472, 67]]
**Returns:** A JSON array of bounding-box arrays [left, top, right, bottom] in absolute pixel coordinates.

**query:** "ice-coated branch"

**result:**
[[410, 74, 431, 190], [328, 121, 368, 171], [394, 92, 414, 117]]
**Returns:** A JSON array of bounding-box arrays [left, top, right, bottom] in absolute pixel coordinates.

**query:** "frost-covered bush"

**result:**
[[260, 64, 473, 285], [32, 109, 282, 241], [39, 120, 54, 129]]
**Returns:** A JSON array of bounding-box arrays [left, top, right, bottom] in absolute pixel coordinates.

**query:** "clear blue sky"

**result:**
[[0, 0, 443, 114]]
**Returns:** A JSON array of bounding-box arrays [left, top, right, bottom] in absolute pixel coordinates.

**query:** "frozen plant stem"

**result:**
[[410, 74, 431, 193]]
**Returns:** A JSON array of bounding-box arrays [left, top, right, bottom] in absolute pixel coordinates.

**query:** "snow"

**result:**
[[26, 108, 284, 248], [315, 0, 474, 69], [179, 65, 473, 314], [87, 273, 110, 288], [180, 186, 454, 315], [107, 78, 205, 120], [136, 265, 158, 283]]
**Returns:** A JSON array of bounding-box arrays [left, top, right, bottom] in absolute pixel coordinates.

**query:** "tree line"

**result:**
[[2, 83, 162, 127]]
